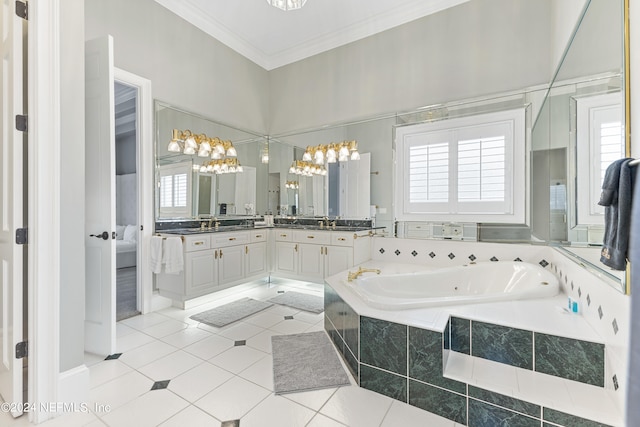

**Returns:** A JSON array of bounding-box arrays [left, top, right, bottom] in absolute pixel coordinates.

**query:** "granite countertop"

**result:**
[[159, 224, 383, 235]]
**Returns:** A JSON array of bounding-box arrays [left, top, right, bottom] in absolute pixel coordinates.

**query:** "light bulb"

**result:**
[[185, 136, 197, 149], [168, 140, 181, 152], [226, 146, 237, 157], [351, 151, 360, 160], [184, 147, 196, 155], [302, 151, 312, 162]]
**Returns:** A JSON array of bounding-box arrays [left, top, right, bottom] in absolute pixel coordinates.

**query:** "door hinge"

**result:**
[[15, 341, 27, 359], [15, 114, 27, 132], [15, 1, 27, 20], [15, 228, 27, 245]]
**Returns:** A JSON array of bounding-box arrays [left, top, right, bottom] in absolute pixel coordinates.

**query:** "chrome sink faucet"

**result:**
[[347, 266, 381, 282]]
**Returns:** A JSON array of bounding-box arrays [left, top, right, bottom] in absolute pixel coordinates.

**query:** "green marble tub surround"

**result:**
[[534, 333, 605, 386], [342, 302, 359, 359], [408, 326, 466, 394], [444, 319, 451, 350], [468, 386, 540, 418], [360, 316, 407, 375], [409, 380, 467, 425], [360, 364, 407, 402], [450, 317, 471, 354], [468, 399, 540, 427], [543, 408, 614, 427], [471, 321, 533, 370], [324, 285, 344, 332]]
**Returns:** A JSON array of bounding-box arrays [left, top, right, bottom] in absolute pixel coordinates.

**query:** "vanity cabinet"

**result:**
[[271, 229, 371, 283]]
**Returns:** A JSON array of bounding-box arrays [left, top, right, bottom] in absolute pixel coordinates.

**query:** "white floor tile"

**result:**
[[115, 323, 136, 338], [159, 405, 220, 426], [293, 310, 324, 325], [283, 388, 337, 412], [37, 411, 100, 427], [194, 376, 270, 421], [246, 329, 279, 353], [84, 352, 106, 368], [209, 345, 268, 374], [89, 371, 154, 412], [304, 322, 326, 333], [269, 319, 313, 335], [118, 340, 177, 369], [89, 360, 133, 389], [217, 321, 265, 340], [319, 385, 393, 427], [471, 357, 519, 392], [137, 350, 203, 381], [121, 312, 170, 331], [240, 394, 316, 427], [182, 334, 234, 360], [140, 319, 189, 339], [238, 356, 274, 390], [100, 389, 188, 427], [306, 413, 347, 427], [115, 330, 156, 353], [244, 310, 290, 329], [169, 362, 234, 403], [160, 326, 211, 348], [380, 400, 455, 427]]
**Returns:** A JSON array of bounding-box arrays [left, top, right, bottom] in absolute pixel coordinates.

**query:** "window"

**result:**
[[576, 93, 624, 225], [395, 109, 526, 223], [158, 162, 192, 218]]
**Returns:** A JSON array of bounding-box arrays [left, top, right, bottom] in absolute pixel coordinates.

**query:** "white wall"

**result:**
[[269, 0, 553, 135], [85, 0, 270, 133], [550, 0, 588, 75], [60, 0, 86, 372]]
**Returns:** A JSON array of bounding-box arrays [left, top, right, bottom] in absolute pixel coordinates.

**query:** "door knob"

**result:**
[[90, 231, 109, 240]]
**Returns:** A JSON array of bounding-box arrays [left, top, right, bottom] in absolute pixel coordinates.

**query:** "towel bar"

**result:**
[[155, 234, 184, 242]]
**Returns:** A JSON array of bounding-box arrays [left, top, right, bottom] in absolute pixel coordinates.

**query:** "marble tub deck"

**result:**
[[325, 260, 623, 426]]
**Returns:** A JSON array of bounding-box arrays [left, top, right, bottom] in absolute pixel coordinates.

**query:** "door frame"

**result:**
[[113, 68, 157, 315]]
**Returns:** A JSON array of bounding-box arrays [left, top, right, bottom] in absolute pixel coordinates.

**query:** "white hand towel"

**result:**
[[150, 236, 163, 274], [163, 236, 184, 274]]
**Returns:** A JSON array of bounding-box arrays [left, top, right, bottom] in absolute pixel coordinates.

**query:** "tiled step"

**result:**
[[444, 351, 622, 426]]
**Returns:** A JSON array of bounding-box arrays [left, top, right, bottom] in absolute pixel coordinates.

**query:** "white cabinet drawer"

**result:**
[[275, 230, 293, 242], [294, 230, 331, 245], [184, 235, 211, 252], [331, 232, 354, 247], [212, 231, 249, 248], [250, 230, 267, 242]]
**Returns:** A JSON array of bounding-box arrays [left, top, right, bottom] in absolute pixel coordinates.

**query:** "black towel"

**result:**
[[598, 158, 634, 270]]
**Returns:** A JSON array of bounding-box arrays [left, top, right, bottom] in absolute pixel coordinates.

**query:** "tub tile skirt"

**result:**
[[324, 284, 616, 427]]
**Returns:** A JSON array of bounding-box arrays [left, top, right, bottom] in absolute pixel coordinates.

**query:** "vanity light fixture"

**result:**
[[260, 142, 269, 164], [168, 129, 238, 159], [267, 0, 307, 11], [288, 160, 327, 176], [194, 157, 244, 175], [300, 140, 360, 165], [285, 180, 299, 189]]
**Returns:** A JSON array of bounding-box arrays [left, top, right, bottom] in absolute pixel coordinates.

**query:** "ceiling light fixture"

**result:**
[[266, 0, 307, 11]]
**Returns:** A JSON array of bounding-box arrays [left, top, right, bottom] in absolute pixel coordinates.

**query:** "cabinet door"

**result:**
[[275, 242, 298, 275], [185, 249, 217, 297], [298, 243, 324, 280], [246, 242, 267, 277], [325, 245, 353, 278], [218, 245, 245, 285]]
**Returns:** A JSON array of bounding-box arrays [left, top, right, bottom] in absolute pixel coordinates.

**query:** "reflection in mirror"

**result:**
[[155, 101, 266, 219], [531, 0, 626, 291]]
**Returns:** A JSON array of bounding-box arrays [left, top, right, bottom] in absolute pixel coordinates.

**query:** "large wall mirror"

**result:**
[[531, 0, 627, 292], [155, 102, 268, 219]]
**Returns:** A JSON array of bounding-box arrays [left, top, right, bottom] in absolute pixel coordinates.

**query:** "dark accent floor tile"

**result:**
[[429, 252, 436, 258], [472, 321, 533, 369], [151, 380, 170, 390], [221, 420, 240, 427], [234, 340, 246, 346], [284, 315, 294, 320], [360, 365, 407, 402], [490, 256, 499, 262], [105, 353, 122, 360], [535, 333, 604, 386], [469, 385, 540, 417], [450, 317, 470, 355], [409, 380, 467, 425], [277, 290, 285, 293], [468, 399, 539, 427], [360, 316, 407, 375], [543, 408, 614, 427]]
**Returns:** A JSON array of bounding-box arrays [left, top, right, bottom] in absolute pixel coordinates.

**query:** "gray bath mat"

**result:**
[[272, 331, 351, 394], [267, 292, 324, 314], [190, 297, 273, 327]]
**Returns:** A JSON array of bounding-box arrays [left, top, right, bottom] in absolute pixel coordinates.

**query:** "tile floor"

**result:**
[[1, 279, 464, 427]]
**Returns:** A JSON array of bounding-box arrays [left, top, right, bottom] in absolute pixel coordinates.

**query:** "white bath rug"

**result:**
[[267, 291, 324, 313], [272, 331, 350, 394], [190, 297, 273, 327]]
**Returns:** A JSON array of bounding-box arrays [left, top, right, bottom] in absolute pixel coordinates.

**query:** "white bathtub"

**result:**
[[347, 261, 559, 310]]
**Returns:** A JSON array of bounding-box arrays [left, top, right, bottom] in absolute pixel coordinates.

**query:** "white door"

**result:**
[[0, 0, 25, 416], [85, 36, 116, 355]]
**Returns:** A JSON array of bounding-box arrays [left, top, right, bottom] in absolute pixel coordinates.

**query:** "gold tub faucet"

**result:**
[[347, 267, 381, 282]]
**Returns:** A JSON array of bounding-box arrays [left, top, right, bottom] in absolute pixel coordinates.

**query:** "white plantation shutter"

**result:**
[[174, 173, 188, 207], [160, 175, 173, 208], [395, 108, 525, 223], [158, 162, 192, 217]]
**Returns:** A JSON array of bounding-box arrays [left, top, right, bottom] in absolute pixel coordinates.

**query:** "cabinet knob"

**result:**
[[338, 237, 346, 241], [215, 250, 218, 259], [245, 246, 248, 254], [280, 234, 287, 237], [295, 244, 298, 252], [307, 235, 315, 239], [194, 241, 204, 246], [229, 237, 236, 241], [219, 249, 223, 258], [255, 234, 263, 238]]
